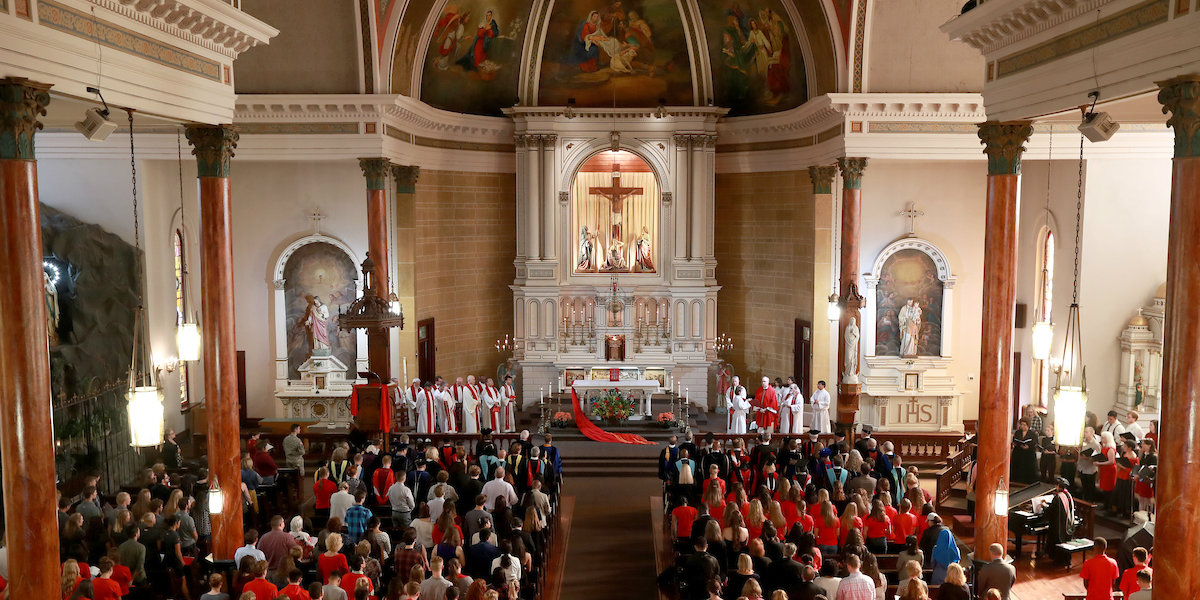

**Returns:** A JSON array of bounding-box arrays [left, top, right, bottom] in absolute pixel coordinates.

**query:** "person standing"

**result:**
[[727, 377, 750, 435], [283, 424, 306, 476], [810, 381, 831, 434], [754, 377, 779, 435], [1080, 538, 1119, 600]]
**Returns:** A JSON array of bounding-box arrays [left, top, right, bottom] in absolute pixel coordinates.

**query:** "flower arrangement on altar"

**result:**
[[590, 389, 637, 422], [656, 412, 679, 428], [551, 411, 574, 428]]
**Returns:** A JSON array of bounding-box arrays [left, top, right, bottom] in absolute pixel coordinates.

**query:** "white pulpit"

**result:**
[[572, 379, 662, 419]]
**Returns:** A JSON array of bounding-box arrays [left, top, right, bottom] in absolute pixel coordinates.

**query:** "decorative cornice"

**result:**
[[184, 124, 238, 177], [1158, 74, 1200, 159], [0, 77, 52, 160], [358, 158, 390, 191], [391, 164, 419, 194], [977, 121, 1033, 175], [808, 165, 837, 195], [837, 157, 868, 190]]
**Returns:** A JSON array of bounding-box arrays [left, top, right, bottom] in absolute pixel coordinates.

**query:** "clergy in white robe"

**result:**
[[482, 383, 502, 432], [726, 377, 750, 435], [810, 380, 832, 434], [781, 378, 806, 435], [415, 383, 437, 434], [500, 375, 517, 433], [456, 377, 480, 434], [437, 383, 457, 432]]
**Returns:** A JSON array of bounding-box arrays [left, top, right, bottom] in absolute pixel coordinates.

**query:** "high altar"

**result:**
[[506, 107, 725, 408]]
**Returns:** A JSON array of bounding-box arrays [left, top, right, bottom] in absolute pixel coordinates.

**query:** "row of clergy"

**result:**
[[389, 374, 518, 434], [724, 375, 833, 436]]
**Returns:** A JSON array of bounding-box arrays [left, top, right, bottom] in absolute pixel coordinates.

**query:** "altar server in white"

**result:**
[[482, 380, 503, 431], [416, 381, 437, 434], [437, 380, 457, 432], [455, 377, 480, 434], [500, 375, 518, 433], [726, 376, 750, 435], [781, 376, 806, 435], [810, 380, 832, 434]]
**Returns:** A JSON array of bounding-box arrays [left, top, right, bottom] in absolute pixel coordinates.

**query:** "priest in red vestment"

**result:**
[[754, 376, 779, 434]]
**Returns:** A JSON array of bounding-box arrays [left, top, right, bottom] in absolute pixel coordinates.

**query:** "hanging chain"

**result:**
[[1072, 133, 1084, 304]]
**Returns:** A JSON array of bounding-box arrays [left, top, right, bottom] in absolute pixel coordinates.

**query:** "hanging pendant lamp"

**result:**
[[125, 109, 165, 447], [1053, 132, 1088, 447]]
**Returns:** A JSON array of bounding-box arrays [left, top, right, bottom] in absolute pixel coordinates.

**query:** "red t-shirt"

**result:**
[[864, 515, 892, 539], [314, 479, 338, 510], [280, 582, 313, 600], [1119, 566, 1151, 598], [243, 578, 280, 600], [1081, 554, 1119, 600], [814, 519, 840, 546], [92, 577, 123, 600], [672, 506, 698, 538], [318, 552, 350, 583]]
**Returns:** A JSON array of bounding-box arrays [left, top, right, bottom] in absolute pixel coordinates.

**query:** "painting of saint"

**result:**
[[874, 249, 943, 357], [283, 242, 358, 379], [420, 1, 530, 116], [539, 0, 693, 107], [702, 0, 808, 116]]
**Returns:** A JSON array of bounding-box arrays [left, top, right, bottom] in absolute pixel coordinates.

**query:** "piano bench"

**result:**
[[1055, 539, 1095, 570]]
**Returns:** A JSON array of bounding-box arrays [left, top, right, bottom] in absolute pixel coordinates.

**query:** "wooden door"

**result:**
[[795, 319, 812, 396], [418, 318, 435, 382]]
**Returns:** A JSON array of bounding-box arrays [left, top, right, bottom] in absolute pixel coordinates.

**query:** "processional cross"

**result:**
[[899, 201, 924, 236], [589, 163, 643, 242]]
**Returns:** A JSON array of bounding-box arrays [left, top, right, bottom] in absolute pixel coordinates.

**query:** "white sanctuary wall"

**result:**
[[858, 160, 988, 422]]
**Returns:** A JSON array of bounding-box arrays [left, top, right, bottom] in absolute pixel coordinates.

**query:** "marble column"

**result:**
[[809, 165, 837, 393], [185, 124, 244, 560], [359, 158, 393, 381], [973, 120, 1032, 554], [1154, 74, 1200, 599], [0, 77, 60, 598], [391, 165, 419, 390], [835, 157, 867, 426]]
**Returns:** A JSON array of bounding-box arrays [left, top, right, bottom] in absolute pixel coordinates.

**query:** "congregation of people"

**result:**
[[34, 418, 563, 600]]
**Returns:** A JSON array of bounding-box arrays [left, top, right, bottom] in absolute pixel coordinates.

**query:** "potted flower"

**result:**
[[590, 389, 637, 424], [656, 412, 679, 429], [551, 411, 574, 428]]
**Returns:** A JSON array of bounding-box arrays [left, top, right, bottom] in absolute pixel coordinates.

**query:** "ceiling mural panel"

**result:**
[[537, 0, 694, 107], [418, 0, 534, 115], [702, 0, 808, 116]]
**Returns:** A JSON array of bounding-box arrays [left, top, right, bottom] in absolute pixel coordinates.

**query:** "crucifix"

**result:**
[[589, 163, 643, 244], [899, 201, 924, 236]]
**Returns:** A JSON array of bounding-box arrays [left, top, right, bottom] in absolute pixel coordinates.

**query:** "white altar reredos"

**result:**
[[508, 108, 724, 408], [859, 237, 962, 432]]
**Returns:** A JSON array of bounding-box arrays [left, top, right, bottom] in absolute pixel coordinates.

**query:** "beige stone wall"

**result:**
[[714, 170, 815, 385], [414, 170, 517, 381]]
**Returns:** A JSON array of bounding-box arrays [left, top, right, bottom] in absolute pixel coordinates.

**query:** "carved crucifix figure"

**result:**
[[589, 163, 643, 244]]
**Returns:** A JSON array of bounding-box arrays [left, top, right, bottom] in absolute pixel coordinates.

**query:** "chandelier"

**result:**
[[339, 253, 405, 332]]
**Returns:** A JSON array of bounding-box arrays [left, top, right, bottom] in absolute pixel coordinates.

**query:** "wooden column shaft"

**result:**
[[199, 176, 243, 559], [0, 159, 61, 596]]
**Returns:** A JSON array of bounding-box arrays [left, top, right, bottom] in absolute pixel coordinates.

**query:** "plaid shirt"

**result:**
[[344, 504, 372, 543], [835, 572, 877, 600]]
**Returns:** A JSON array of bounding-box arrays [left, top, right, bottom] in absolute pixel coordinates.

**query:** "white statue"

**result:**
[[300, 294, 331, 355], [843, 317, 860, 384], [899, 299, 922, 357]]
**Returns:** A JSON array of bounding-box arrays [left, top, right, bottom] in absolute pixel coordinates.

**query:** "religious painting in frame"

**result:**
[[701, 0, 808, 116], [874, 248, 943, 357], [419, 0, 532, 116], [283, 242, 358, 379], [537, 0, 694, 107]]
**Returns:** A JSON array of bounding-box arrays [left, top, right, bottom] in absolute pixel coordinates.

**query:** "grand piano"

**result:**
[[1007, 482, 1056, 557]]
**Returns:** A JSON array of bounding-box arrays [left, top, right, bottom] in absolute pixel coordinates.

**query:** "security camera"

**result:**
[[75, 106, 117, 142]]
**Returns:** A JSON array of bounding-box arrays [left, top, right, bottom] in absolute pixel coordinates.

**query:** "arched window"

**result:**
[[174, 229, 190, 409], [1034, 229, 1055, 408]]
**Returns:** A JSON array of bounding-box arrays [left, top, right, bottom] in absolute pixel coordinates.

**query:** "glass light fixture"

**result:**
[[994, 478, 1009, 516], [208, 476, 223, 514], [176, 323, 201, 362], [1053, 132, 1089, 446], [827, 293, 841, 322], [1031, 320, 1053, 361]]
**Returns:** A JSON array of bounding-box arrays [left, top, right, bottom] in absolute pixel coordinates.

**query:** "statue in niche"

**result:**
[[298, 294, 331, 356], [898, 299, 922, 358], [634, 226, 654, 272], [577, 225, 597, 271], [843, 317, 860, 384]]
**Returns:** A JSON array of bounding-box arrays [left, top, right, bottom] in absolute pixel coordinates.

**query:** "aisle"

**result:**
[[556, 438, 664, 600]]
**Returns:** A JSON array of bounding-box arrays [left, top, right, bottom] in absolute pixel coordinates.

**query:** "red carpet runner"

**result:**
[[571, 388, 656, 445]]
